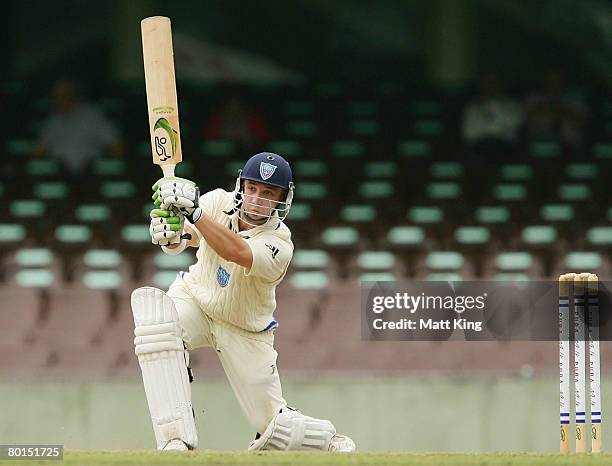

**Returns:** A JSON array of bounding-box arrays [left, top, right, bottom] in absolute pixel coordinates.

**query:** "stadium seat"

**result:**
[[413, 119, 444, 137], [540, 204, 574, 222], [100, 180, 136, 199], [331, 141, 365, 158], [201, 139, 235, 157], [25, 159, 60, 177], [92, 159, 127, 177], [586, 227, 612, 246], [427, 182, 462, 200], [529, 141, 560, 158], [33, 181, 69, 200], [454, 226, 490, 245], [347, 101, 376, 117], [398, 140, 431, 158], [593, 143, 612, 160], [364, 161, 398, 178], [288, 203, 312, 221], [474, 206, 510, 224], [563, 252, 604, 272], [284, 100, 314, 117], [387, 226, 425, 247], [290, 271, 329, 289], [294, 160, 327, 178], [298, 181, 327, 200], [286, 120, 319, 138], [340, 204, 376, 223], [357, 251, 396, 272], [268, 140, 302, 158], [350, 120, 381, 137], [409, 206, 444, 224], [558, 184, 591, 201], [359, 181, 394, 199], [321, 227, 359, 247], [430, 162, 463, 179], [499, 164, 533, 181], [565, 163, 598, 180], [492, 184, 527, 201], [521, 226, 557, 245], [292, 250, 330, 270]]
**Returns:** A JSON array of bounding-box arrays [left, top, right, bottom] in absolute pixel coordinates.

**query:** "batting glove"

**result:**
[[149, 208, 184, 246], [152, 176, 203, 224]]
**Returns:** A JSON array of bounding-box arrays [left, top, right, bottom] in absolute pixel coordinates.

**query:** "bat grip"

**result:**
[[161, 165, 176, 177]]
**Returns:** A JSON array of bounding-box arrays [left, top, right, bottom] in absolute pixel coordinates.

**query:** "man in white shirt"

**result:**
[[131, 152, 355, 452]]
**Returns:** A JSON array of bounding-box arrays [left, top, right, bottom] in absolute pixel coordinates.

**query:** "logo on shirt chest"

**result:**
[[216, 265, 231, 288]]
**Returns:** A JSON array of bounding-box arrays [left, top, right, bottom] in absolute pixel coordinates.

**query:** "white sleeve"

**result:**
[[244, 237, 293, 284]]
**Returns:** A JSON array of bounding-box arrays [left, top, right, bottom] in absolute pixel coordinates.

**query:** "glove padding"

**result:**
[[150, 208, 184, 246], [152, 177, 203, 224]]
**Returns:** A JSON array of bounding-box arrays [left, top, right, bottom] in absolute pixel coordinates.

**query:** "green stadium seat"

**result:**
[[121, 225, 150, 243], [294, 160, 327, 178], [268, 140, 302, 158], [0, 224, 26, 242], [153, 251, 192, 270], [357, 251, 395, 271], [359, 181, 394, 199], [10, 200, 45, 218], [427, 182, 461, 199], [529, 141, 560, 158], [565, 252, 602, 270], [151, 271, 178, 289], [455, 226, 490, 245], [409, 206, 444, 223], [15, 269, 54, 288], [76, 204, 111, 222], [202, 139, 235, 157], [350, 120, 381, 136], [83, 250, 122, 268], [430, 162, 463, 179], [586, 227, 612, 245], [566, 163, 598, 179], [298, 182, 327, 200], [499, 164, 533, 181], [92, 159, 127, 177], [540, 204, 574, 222], [25, 159, 60, 177], [398, 140, 431, 158], [341, 205, 376, 222], [284, 100, 314, 117], [410, 100, 441, 116], [286, 120, 319, 137], [558, 184, 591, 201], [175, 161, 194, 177], [494, 273, 529, 281], [225, 161, 243, 178], [475, 206, 510, 224], [413, 119, 444, 137], [593, 143, 612, 160], [495, 252, 532, 271], [426, 251, 464, 270], [426, 272, 463, 282], [331, 141, 364, 158], [100, 181, 136, 199], [493, 184, 527, 201], [360, 272, 396, 282], [521, 226, 557, 244], [6, 138, 35, 155], [387, 226, 425, 246], [377, 82, 404, 95], [33, 182, 69, 200], [321, 227, 359, 247], [15, 248, 52, 267], [293, 250, 330, 269], [55, 225, 92, 244], [364, 161, 398, 178], [347, 101, 376, 116], [288, 203, 312, 221], [83, 271, 122, 289], [290, 271, 329, 289]]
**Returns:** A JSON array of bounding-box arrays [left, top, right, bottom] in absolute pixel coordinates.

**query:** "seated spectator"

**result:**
[[524, 66, 588, 150], [32, 78, 123, 174], [203, 93, 270, 150], [462, 72, 523, 158]]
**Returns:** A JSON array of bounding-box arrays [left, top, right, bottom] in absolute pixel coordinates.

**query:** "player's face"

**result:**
[[241, 180, 284, 224]]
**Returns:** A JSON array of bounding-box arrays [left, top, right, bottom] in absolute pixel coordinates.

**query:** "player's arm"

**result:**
[[190, 214, 253, 269]]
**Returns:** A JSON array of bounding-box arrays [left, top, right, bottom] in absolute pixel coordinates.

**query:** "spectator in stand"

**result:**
[[462, 72, 523, 158], [32, 78, 123, 174], [203, 93, 271, 150], [524, 66, 589, 150]]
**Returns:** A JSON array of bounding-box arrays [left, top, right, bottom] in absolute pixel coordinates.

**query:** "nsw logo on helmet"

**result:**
[[260, 162, 277, 181]]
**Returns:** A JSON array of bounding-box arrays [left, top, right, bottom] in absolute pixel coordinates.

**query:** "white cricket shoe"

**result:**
[[329, 433, 356, 452], [162, 439, 189, 451]]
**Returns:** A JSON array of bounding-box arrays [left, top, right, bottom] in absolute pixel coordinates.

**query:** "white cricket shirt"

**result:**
[[181, 189, 293, 333]]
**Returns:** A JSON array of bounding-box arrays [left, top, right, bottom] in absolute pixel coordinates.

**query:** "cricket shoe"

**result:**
[[162, 439, 189, 451], [329, 433, 356, 452]]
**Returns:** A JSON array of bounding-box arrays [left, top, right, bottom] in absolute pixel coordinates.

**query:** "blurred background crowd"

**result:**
[[1, 0, 612, 451]]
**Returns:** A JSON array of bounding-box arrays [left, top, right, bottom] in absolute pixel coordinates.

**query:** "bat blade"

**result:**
[[141, 16, 182, 176]]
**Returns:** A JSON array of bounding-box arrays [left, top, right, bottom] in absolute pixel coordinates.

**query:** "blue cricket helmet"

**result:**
[[233, 152, 295, 228], [239, 152, 293, 189]]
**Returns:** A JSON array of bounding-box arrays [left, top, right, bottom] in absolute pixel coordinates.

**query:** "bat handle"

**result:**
[[161, 165, 175, 177]]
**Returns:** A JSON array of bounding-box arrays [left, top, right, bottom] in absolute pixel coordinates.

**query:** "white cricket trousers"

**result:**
[[167, 280, 287, 434]]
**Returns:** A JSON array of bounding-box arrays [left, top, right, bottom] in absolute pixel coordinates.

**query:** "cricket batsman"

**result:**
[[131, 152, 356, 452]]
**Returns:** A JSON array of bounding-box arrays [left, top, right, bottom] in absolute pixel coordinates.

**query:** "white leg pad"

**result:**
[[131, 286, 198, 450], [248, 407, 336, 451]]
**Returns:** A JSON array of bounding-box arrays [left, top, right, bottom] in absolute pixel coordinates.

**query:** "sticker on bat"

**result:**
[[153, 117, 178, 162]]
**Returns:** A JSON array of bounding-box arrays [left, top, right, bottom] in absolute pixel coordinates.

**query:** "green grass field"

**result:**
[[4, 451, 612, 466]]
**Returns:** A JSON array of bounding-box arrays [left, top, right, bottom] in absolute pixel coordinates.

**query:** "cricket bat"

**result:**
[[141, 16, 182, 178]]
